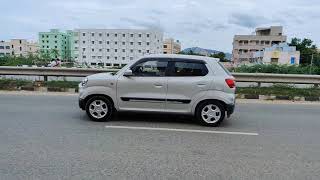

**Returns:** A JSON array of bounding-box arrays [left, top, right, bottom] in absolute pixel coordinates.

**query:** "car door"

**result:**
[[117, 58, 169, 112], [165, 60, 211, 113]]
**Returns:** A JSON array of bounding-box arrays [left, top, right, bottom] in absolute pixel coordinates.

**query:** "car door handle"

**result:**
[[197, 83, 206, 87], [154, 84, 163, 88]]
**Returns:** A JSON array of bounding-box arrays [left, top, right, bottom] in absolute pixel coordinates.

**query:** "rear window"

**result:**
[[218, 62, 232, 76], [171, 61, 208, 76]]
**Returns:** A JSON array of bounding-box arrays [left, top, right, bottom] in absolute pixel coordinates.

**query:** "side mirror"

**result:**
[[123, 69, 133, 77]]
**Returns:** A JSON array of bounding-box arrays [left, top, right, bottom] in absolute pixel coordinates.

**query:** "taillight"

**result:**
[[225, 79, 236, 88]]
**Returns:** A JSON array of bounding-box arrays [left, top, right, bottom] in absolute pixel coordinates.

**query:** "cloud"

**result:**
[[0, 0, 320, 52]]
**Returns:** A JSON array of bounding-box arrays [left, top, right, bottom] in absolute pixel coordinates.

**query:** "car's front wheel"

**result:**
[[85, 96, 113, 122], [196, 101, 225, 127]]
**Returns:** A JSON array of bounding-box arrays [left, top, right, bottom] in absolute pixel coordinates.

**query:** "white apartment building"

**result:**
[[73, 29, 163, 67], [0, 41, 12, 57]]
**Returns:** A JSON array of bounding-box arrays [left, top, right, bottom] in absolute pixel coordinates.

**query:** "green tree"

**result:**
[[210, 52, 228, 62], [288, 38, 319, 65], [50, 49, 60, 59]]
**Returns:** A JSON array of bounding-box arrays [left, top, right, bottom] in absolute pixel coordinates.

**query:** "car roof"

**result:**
[[142, 54, 220, 63]]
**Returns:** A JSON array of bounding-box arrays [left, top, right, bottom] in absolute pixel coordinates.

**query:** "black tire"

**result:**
[[85, 96, 114, 122], [195, 100, 225, 127]]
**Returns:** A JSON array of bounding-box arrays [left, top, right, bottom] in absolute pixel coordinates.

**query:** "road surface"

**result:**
[[0, 93, 320, 179]]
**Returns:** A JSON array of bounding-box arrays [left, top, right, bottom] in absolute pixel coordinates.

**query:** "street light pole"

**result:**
[[310, 54, 314, 74]]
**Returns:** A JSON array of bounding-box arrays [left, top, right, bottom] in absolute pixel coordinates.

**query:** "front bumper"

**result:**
[[79, 98, 85, 110]]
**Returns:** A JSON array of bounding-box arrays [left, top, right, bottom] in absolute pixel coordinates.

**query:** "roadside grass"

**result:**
[[0, 79, 80, 90], [237, 84, 320, 98]]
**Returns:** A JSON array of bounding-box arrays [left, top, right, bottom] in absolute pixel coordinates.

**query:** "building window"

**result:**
[[138, 34, 142, 38], [82, 48, 86, 51], [54, 41, 57, 43], [92, 33, 94, 36], [42, 40, 45, 43], [107, 56, 110, 59], [163, 45, 167, 48], [107, 49, 110, 52], [92, 56, 96, 59], [115, 33, 118, 37], [75, 40, 78, 44], [42, 35, 44, 38], [99, 41, 102, 44], [106, 63, 111, 66], [92, 49, 94, 52], [107, 41, 109, 44], [82, 41, 86, 44], [130, 34, 134, 37], [107, 33, 109, 37], [122, 49, 125, 52], [130, 42, 134, 45], [75, 47, 78, 50], [54, 46, 57, 49], [122, 34, 125, 37], [115, 57, 117, 60], [146, 50, 150, 53], [130, 49, 133, 53], [99, 33, 102, 37], [147, 34, 150, 38], [47, 46, 49, 48], [82, 33, 86, 36], [0, 46, 3, 49], [83, 55, 86, 58], [122, 57, 125, 60], [42, 46, 45, 48], [146, 42, 150, 46], [115, 49, 118, 52], [138, 50, 141, 53], [5, 46, 9, 49], [115, 41, 118, 45], [54, 35, 57, 38], [130, 57, 133, 60], [46, 35, 49, 38], [92, 41, 95, 44], [122, 42, 125, 45], [47, 40, 49, 43], [99, 49, 102, 52]]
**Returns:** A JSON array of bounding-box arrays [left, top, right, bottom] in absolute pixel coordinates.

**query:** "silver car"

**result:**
[[78, 54, 236, 126]]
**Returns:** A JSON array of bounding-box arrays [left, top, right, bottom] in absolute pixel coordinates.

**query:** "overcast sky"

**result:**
[[1, 0, 319, 52]]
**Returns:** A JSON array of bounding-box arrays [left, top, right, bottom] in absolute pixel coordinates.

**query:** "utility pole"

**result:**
[[310, 54, 314, 74]]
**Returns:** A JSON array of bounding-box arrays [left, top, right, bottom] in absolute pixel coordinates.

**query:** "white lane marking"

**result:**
[[105, 125, 258, 136]]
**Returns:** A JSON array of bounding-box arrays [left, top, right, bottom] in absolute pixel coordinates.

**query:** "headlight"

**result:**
[[81, 78, 88, 86]]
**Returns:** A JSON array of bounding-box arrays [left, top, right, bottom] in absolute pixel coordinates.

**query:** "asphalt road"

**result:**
[[0, 93, 320, 180]]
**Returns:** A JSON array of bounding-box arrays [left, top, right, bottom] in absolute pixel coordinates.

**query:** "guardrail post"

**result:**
[[314, 84, 319, 88], [44, 75, 48, 82], [257, 82, 261, 87]]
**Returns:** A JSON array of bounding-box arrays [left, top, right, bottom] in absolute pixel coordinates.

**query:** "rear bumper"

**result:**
[[226, 103, 235, 117], [79, 98, 85, 110]]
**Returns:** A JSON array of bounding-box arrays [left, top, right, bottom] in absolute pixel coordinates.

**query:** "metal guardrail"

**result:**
[[0, 66, 320, 85]]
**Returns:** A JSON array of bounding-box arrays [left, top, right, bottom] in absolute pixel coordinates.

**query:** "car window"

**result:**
[[171, 61, 208, 76], [131, 60, 168, 77]]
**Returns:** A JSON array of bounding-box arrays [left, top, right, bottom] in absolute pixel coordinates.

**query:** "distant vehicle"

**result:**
[[78, 54, 236, 126]]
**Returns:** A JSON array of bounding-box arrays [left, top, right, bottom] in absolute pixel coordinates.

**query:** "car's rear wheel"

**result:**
[[85, 96, 113, 122], [196, 101, 225, 127]]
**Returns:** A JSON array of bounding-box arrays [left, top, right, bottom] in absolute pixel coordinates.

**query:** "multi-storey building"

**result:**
[[11, 39, 39, 57], [0, 41, 13, 57], [72, 29, 163, 67], [163, 38, 181, 54], [0, 39, 39, 57], [232, 26, 287, 65], [38, 29, 72, 60]]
